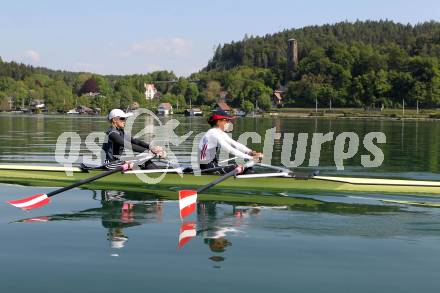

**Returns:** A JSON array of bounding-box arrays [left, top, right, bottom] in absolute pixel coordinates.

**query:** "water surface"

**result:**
[[1, 114, 440, 292]]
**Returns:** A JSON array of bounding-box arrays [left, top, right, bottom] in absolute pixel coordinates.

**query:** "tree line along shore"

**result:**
[[1, 20, 440, 118]]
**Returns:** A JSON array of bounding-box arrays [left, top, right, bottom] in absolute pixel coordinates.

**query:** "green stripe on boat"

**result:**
[[0, 165, 440, 196]]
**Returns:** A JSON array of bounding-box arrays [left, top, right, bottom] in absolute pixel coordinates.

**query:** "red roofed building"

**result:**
[[157, 102, 173, 115]]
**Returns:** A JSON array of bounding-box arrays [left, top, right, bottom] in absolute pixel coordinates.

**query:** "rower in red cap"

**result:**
[[198, 110, 263, 174]]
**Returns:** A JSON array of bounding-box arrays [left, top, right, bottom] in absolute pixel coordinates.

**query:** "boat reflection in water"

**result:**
[[198, 202, 235, 266], [13, 189, 266, 262], [196, 202, 264, 267], [15, 190, 165, 255], [100, 190, 163, 253], [14, 188, 422, 262]]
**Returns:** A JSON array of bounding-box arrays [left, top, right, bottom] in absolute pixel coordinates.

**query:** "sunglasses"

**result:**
[[118, 117, 126, 121]]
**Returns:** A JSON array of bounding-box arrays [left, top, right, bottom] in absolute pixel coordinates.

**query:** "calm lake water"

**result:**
[[1, 114, 440, 292]]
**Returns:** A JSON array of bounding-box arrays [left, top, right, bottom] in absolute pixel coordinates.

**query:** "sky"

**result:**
[[1, 0, 439, 76]]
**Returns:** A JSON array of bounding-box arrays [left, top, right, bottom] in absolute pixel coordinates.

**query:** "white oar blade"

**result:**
[[7, 193, 50, 210], [178, 190, 197, 219]]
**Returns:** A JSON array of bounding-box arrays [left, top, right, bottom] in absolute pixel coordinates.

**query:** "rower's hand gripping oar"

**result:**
[[7, 154, 154, 211], [178, 161, 254, 219]]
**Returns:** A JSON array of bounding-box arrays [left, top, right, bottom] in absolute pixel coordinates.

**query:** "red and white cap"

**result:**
[[207, 110, 236, 124]]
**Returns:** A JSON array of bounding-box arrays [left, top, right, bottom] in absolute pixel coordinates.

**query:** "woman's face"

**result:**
[[112, 117, 126, 128], [216, 119, 229, 130]]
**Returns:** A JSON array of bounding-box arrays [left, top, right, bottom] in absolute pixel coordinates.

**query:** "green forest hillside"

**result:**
[[205, 20, 440, 108], [1, 20, 440, 113]]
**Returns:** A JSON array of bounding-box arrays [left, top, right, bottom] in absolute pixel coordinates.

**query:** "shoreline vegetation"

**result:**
[[1, 108, 440, 121], [270, 107, 440, 120], [1, 20, 440, 117]]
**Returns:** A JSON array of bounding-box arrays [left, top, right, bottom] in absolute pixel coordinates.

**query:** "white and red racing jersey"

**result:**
[[198, 128, 252, 164]]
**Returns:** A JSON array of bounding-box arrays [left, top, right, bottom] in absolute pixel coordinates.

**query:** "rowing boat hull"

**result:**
[[1, 169, 440, 197]]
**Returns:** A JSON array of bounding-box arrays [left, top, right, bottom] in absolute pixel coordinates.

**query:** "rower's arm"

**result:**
[[108, 132, 148, 153], [131, 137, 150, 149], [217, 137, 252, 160], [223, 133, 252, 154]]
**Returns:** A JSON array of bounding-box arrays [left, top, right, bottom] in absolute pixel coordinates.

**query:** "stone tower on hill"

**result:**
[[286, 38, 298, 82]]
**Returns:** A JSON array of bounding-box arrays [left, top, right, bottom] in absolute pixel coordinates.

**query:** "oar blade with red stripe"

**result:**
[[7, 193, 51, 210], [178, 190, 197, 219], [177, 221, 197, 249]]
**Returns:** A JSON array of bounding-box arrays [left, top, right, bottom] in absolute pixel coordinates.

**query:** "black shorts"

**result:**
[[200, 161, 238, 175], [105, 160, 158, 170]]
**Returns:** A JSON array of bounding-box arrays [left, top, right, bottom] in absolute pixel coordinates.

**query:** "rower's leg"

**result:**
[[218, 164, 238, 174], [242, 167, 256, 174], [200, 161, 237, 175], [139, 160, 159, 170], [105, 160, 125, 170]]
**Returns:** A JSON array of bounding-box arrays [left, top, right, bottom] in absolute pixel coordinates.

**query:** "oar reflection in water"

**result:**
[[14, 190, 165, 254], [12, 192, 418, 262], [177, 202, 250, 253]]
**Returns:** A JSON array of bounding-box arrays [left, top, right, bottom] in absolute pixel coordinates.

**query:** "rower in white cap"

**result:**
[[102, 109, 166, 169]]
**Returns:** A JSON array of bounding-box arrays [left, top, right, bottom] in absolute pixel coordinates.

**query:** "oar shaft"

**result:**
[[218, 157, 238, 164], [183, 164, 236, 175], [256, 163, 291, 173], [46, 166, 124, 197], [256, 163, 319, 178], [196, 161, 255, 193], [197, 168, 238, 193]]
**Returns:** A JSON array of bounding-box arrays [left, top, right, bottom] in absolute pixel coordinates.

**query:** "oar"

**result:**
[[178, 161, 254, 219], [80, 152, 155, 170], [218, 157, 238, 164], [256, 163, 319, 178], [7, 154, 154, 211], [155, 159, 238, 175], [124, 164, 239, 176], [256, 163, 291, 173]]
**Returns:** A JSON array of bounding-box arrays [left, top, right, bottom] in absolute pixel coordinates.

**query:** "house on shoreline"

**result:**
[[185, 108, 203, 116], [30, 100, 45, 113], [157, 102, 173, 115], [67, 105, 100, 115]]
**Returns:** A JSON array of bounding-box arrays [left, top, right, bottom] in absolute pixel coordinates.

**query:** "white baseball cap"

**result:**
[[108, 109, 133, 120]]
